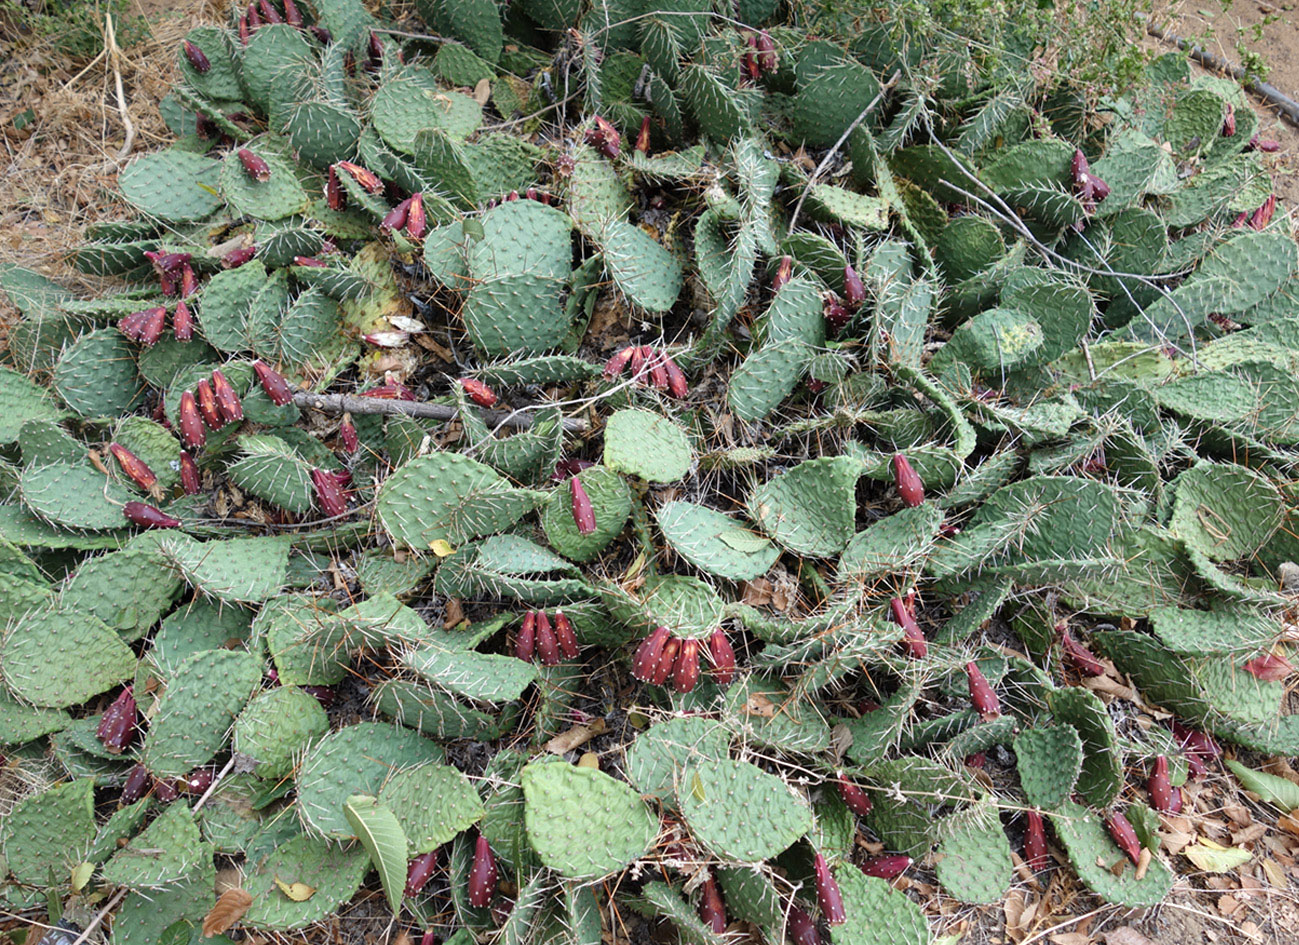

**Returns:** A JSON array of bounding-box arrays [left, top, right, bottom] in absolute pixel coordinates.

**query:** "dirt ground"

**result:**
[[3, 2, 1299, 944]]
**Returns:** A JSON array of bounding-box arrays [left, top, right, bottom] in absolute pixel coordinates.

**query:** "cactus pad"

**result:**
[[677, 758, 812, 862], [1014, 723, 1084, 808], [655, 500, 781, 580], [748, 456, 861, 557], [1, 605, 135, 708]]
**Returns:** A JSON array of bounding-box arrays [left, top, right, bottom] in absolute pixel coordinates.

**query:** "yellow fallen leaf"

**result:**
[[273, 877, 317, 901], [577, 752, 600, 769], [70, 862, 94, 893], [429, 539, 456, 557], [1183, 838, 1252, 872]]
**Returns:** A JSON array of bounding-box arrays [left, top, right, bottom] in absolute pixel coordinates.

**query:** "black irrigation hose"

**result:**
[[1144, 18, 1299, 129]]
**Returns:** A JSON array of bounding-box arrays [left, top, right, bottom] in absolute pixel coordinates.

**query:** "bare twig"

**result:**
[[103, 14, 136, 162], [69, 888, 127, 945], [291, 392, 590, 433]]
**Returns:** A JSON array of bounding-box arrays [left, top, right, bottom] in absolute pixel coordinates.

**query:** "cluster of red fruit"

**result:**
[[514, 610, 581, 664], [630, 626, 736, 693], [602, 345, 689, 398]]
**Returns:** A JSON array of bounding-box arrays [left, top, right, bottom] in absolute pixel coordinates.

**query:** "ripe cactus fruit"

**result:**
[[109, 443, 158, 491], [96, 686, 137, 753], [772, 255, 793, 294], [857, 854, 911, 879], [210, 370, 244, 422], [1024, 811, 1049, 870], [787, 904, 821, 945], [1070, 149, 1110, 206], [381, 197, 411, 232], [1104, 810, 1142, 865], [223, 244, 256, 268], [138, 305, 166, 346], [584, 116, 621, 159], [1250, 194, 1277, 231], [178, 391, 206, 449], [1061, 627, 1105, 676], [707, 628, 736, 684], [180, 264, 197, 298], [965, 661, 1000, 720], [632, 626, 671, 681], [823, 293, 850, 334], [337, 160, 383, 194], [812, 853, 845, 924], [1170, 720, 1220, 770], [673, 639, 701, 693], [535, 611, 560, 666], [468, 835, 497, 907], [553, 611, 579, 659], [311, 468, 348, 517], [195, 380, 223, 430], [570, 476, 596, 535], [459, 378, 497, 407], [892, 454, 924, 507], [664, 357, 688, 399], [407, 193, 427, 240], [179, 451, 200, 495], [843, 264, 866, 308], [889, 598, 927, 659], [360, 381, 416, 400], [516, 611, 537, 662], [238, 148, 271, 182], [651, 637, 680, 686], [173, 300, 193, 341], [756, 30, 777, 71], [183, 40, 211, 72], [181, 766, 215, 794], [405, 850, 439, 897], [120, 763, 151, 804], [282, 0, 301, 25], [259, 0, 282, 23], [339, 416, 359, 453], [604, 347, 635, 378], [1148, 756, 1181, 813], [123, 501, 181, 529], [118, 307, 151, 341], [836, 779, 873, 817], [698, 873, 726, 933], [253, 360, 294, 406]]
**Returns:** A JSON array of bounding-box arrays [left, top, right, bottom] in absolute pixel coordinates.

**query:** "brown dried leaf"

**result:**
[[202, 888, 253, 936], [442, 597, 464, 628], [544, 718, 608, 755], [1104, 928, 1156, 945], [743, 692, 777, 719], [472, 78, 491, 105]]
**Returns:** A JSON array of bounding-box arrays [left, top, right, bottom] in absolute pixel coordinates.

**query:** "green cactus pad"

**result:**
[[1169, 461, 1283, 562], [727, 338, 811, 423], [1046, 687, 1124, 808], [603, 408, 692, 483], [258, 594, 346, 686], [0, 688, 70, 745], [655, 500, 781, 581], [473, 355, 601, 388], [242, 834, 370, 930], [541, 465, 631, 562], [748, 456, 861, 557], [829, 867, 929, 945], [1049, 800, 1173, 906], [378, 762, 486, 853], [102, 801, 211, 889], [1014, 723, 1084, 808], [19, 461, 133, 532], [598, 219, 683, 313], [0, 366, 64, 443], [228, 434, 316, 514], [934, 802, 1013, 904], [625, 716, 730, 804], [1, 605, 135, 708], [160, 535, 290, 603], [141, 649, 262, 778], [62, 546, 185, 639], [233, 686, 330, 780], [677, 758, 812, 862], [53, 328, 146, 418], [0, 778, 95, 885], [372, 71, 483, 153], [403, 642, 540, 702], [295, 722, 445, 838], [521, 760, 658, 878], [371, 678, 505, 741], [378, 450, 546, 549], [838, 504, 945, 583], [118, 148, 223, 222]]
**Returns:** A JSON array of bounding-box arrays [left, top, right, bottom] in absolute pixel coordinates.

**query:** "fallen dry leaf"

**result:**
[[442, 597, 464, 628], [202, 888, 253, 936], [743, 692, 777, 719], [1104, 927, 1156, 945], [472, 78, 491, 105], [273, 877, 315, 901], [544, 718, 608, 755]]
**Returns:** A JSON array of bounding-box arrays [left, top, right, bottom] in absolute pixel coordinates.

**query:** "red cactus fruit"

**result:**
[[407, 193, 427, 240], [1105, 810, 1142, 865], [756, 30, 777, 72], [97, 686, 137, 753], [823, 293, 850, 334], [381, 196, 412, 232], [1148, 755, 1181, 813], [1222, 102, 1236, 137], [787, 904, 822, 945], [1250, 193, 1277, 231], [629, 345, 646, 379], [635, 115, 652, 154], [663, 356, 688, 399], [326, 165, 345, 210], [109, 443, 157, 491], [698, 873, 726, 933], [1170, 720, 1221, 759], [707, 628, 737, 684], [183, 40, 211, 72], [210, 370, 244, 422], [311, 468, 348, 517], [772, 255, 793, 293], [1060, 627, 1105, 676], [283, 0, 302, 25], [857, 854, 912, 879], [673, 638, 701, 693], [339, 415, 359, 453], [405, 850, 439, 897], [181, 766, 215, 795], [118, 307, 151, 341], [843, 264, 866, 308], [259, 0, 283, 23], [179, 451, 200, 495], [535, 611, 560, 666], [359, 381, 416, 400], [123, 502, 181, 529], [889, 598, 927, 659], [1024, 811, 1049, 870], [892, 453, 924, 507], [604, 346, 635, 378], [1248, 135, 1281, 152], [173, 300, 193, 341], [253, 360, 294, 406], [516, 611, 537, 662], [195, 380, 223, 430], [468, 835, 497, 907], [633, 626, 671, 681], [154, 776, 180, 802], [237, 148, 271, 182], [180, 263, 198, 298], [570, 476, 596, 535], [460, 378, 497, 408], [648, 351, 669, 390], [650, 637, 680, 687], [836, 779, 873, 817], [223, 244, 257, 268], [178, 391, 206, 449], [812, 853, 845, 925], [120, 763, 151, 804], [965, 661, 1000, 720], [552, 611, 579, 659]]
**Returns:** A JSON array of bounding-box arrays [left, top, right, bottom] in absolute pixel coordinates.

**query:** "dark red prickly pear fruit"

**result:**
[[706, 628, 736, 684], [97, 686, 137, 753], [210, 369, 243, 423], [857, 854, 911, 879], [1024, 811, 1049, 870], [181, 766, 215, 795], [178, 391, 206, 449], [381, 196, 411, 233], [123, 502, 181, 529], [664, 356, 688, 399], [180, 263, 197, 298], [223, 244, 257, 268], [407, 193, 427, 240], [570, 476, 596, 535], [965, 661, 1000, 720], [195, 380, 222, 430], [604, 346, 635, 377], [787, 904, 821, 945], [1222, 102, 1236, 137], [553, 610, 579, 659], [892, 453, 924, 507], [1250, 193, 1277, 231], [120, 763, 151, 804], [109, 443, 157, 491], [179, 451, 201, 495], [183, 41, 211, 72], [1105, 810, 1142, 865], [823, 293, 850, 334], [459, 378, 497, 407], [303, 685, 335, 707], [889, 598, 926, 659], [673, 638, 701, 693], [259, 0, 283, 23], [154, 776, 180, 801], [339, 415, 359, 453], [237, 148, 271, 182], [1060, 626, 1105, 676], [325, 165, 345, 210], [843, 264, 866, 308], [283, 0, 302, 25], [755, 30, 777, 72], [1148, 755, 1181, 813], [337, 160, 383, 194], [836, 779, 872, 817], [253, 360, 294, 406], [1244, 648, 1293, 680], [516, 611, 537, 662], [650, 637, 680, 687], [468, 835, 497, 907], [633, 626, 671, 681], [698, 873, 726, 933], [173, 300, 193, 341], [311, 468, 348, 517], [812, 853, 845, 924], [405, 850, 439, 897], [535, 611, 560, 666]]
